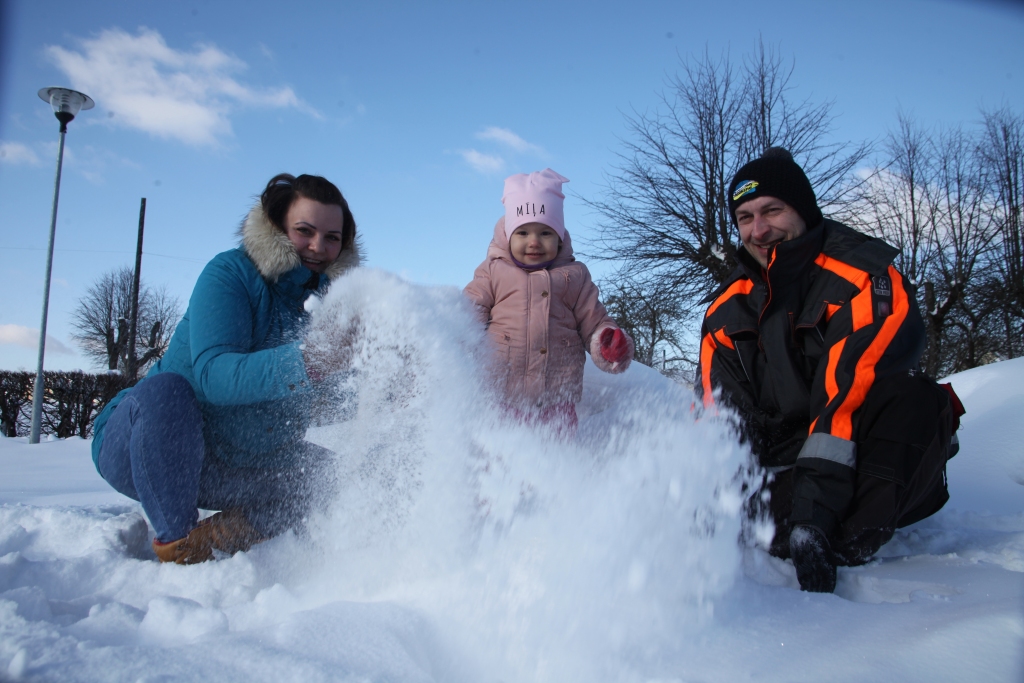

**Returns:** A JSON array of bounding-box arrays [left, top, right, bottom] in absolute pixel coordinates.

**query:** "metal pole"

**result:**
[[127, 198, 146, 382], [29, 122, 69, 444]]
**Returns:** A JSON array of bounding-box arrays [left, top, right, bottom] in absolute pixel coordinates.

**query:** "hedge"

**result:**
[[0, 371, 131, 439]]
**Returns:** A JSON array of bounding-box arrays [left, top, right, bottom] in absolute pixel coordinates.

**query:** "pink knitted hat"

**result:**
[[501, 168, 570, 241]]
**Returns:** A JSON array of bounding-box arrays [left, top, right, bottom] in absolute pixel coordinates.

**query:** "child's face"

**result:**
[[509, 222, 561, 265]]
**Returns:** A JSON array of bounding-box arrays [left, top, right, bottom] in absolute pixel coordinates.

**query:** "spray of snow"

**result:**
[[294, 268, 753, 680], [2, 275, 1024, 681]]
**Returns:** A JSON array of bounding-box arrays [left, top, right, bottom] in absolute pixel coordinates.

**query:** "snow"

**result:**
[[1, 269, 1022, 682]]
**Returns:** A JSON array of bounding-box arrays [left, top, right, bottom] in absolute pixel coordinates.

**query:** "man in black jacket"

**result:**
[[697, 147, 962, 593]]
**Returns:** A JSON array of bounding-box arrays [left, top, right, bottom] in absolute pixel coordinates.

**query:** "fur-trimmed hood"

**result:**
[[239, 203, 361, 282]]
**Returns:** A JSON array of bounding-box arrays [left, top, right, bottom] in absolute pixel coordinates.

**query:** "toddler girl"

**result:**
[[464, 168, 634, 433]]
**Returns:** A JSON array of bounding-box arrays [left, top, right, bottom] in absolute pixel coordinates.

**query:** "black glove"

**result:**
[[789, 525, 837, 593]]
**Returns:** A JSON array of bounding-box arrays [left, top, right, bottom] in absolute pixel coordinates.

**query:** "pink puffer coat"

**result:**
[[464, 217, 631, 408]]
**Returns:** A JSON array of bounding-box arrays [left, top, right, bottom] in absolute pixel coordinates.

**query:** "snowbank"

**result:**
[[1, 270, 1021, 682], [942, 356, 1024, 515]]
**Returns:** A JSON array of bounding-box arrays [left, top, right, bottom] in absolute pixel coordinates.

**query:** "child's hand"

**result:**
[[600, 328, 631, 364]]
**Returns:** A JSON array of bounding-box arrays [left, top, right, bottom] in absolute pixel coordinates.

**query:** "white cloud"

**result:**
[[475, 126, 544, 155], [0, 141, 41, 165], [459, 149, 504, 174], [45, 28, 319, 147], [0, 325, 75, 355]]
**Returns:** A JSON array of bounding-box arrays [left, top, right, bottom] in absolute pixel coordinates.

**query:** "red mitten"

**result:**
[[600, 328, 630, 364]]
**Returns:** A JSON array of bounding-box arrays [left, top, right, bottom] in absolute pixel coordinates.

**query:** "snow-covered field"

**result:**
[[1, 270, 1022, 683]]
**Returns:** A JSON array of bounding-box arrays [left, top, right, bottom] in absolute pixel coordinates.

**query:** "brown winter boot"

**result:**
[[152, 508, 267, 565]]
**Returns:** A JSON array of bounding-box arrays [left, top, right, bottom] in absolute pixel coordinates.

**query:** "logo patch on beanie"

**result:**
[[733, 180, 758, 202]]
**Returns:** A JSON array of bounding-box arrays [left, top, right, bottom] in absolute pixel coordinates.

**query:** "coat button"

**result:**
[[541, 291, 549, 297], [540, 348, 547, 354], [288, 384, 296, 391], [267, 427, 273, 433]]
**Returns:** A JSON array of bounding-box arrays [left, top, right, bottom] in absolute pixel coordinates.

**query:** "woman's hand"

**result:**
[[303, 315, 362, 382]]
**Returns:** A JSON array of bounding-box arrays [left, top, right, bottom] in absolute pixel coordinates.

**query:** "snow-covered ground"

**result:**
[[1, 270, 1022, 683]]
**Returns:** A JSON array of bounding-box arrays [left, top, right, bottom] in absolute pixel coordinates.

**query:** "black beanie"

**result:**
[[728, 147, 822, 229]]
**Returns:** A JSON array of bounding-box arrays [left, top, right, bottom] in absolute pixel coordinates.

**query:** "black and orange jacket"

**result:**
[[696, 219, 925, 532]]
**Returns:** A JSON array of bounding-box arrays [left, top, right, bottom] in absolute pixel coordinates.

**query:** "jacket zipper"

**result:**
[[757, 251, 777, 326]]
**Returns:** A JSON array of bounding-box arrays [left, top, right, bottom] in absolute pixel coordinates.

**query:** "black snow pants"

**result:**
[[767, 371, 956, 565]]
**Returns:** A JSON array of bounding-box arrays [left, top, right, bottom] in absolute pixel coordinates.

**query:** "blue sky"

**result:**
[[1, 0, 1023, 371]]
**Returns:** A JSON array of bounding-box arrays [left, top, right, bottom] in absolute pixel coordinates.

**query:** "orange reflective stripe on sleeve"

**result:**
[[700, 332, 717, 408], [829, 266, 911, 439], [851, 287, 874, 331], [705, 279, 754, 319], [824, 337, 846, 406], [713, 327, 734, 349], [814, 253, 871, 291]]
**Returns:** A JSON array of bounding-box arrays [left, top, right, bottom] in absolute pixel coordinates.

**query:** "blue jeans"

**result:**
[[96, 372, 336, 543]]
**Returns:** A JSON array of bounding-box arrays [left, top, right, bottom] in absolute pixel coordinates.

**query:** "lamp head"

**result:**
[[37, 87, 94, 131]]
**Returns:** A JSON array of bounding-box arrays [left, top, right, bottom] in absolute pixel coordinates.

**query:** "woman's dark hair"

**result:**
[[261, 173, 357, 251]]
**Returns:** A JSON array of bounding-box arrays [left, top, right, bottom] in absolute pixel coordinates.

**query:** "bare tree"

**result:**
[[854, 114, 936, 285], [980, 107, 1024, 360], [70, 266, 180, 379], [602, 276, 693, 375], [926, 126, 1000, 374], [740, 41, 870, 214], [584, 46, 743, 310], [582, 39, 870, 346], [853, 115, 1007, 377]]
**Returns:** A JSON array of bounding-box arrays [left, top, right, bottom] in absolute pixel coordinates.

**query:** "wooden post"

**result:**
[[127, 198, 146, 382]]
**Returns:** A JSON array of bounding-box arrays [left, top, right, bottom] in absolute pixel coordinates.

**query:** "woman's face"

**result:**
[[284, 196, 345, 273]]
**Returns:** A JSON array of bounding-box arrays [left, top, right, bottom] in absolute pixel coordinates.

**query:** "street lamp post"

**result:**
[[29, 87, 94, 444]]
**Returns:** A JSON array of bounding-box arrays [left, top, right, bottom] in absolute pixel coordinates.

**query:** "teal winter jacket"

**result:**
[[91, 203, 361, 469]]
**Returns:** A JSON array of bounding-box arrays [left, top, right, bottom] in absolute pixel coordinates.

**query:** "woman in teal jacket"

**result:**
[[93, 173, 360, 564]]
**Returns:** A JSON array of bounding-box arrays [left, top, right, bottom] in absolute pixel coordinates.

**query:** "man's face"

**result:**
[[735, 196, 807, 268]]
